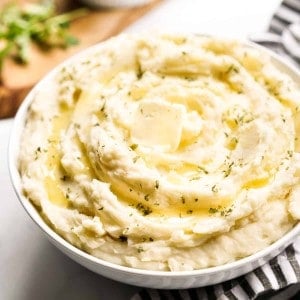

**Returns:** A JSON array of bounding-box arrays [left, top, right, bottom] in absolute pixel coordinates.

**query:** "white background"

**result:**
[[0, 0, 283, 299]]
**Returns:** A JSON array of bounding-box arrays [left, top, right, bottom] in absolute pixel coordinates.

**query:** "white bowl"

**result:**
[[8, 37, 300, 289]]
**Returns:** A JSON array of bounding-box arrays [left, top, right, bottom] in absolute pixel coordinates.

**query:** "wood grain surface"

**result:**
[[0, 0, 161, 119]]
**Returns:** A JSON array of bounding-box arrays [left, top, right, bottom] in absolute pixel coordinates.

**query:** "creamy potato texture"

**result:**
[[19, 34, 300, 271]]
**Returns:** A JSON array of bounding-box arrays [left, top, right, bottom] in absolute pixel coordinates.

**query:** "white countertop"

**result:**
[[0, 0, 283, 299]]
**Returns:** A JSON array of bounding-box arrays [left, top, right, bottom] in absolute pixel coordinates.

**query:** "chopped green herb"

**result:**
[[137, 246, 144, 253], [60, 175, 70, 181], [130, 144, 138, 150], [209, 207, 218, 214], [198, 166, 209, 174], [133, 156, 140, 163], [223, 161, 234, 178], [211, 184, 218, 193], [221, 207, 233, 217], [136, 202, 152, 216], [232, 137, 238, 144], [137, 65, 144, 79], [100, 101, 106, 112], [209, 205, 233, 216], [184, 76, 196, 81], [155, 180, 159, 189], [34, 146, 42, 159], [190, 175, 201, 181], [225, 64, 239, 74]]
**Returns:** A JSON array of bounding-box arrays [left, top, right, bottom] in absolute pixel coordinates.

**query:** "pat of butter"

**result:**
[[131, 99, 184, 151]]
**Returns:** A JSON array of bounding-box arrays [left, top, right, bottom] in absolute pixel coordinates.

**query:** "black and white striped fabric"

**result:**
[[132, 238, 300, 300], [132, 1, 300, 299], [253, 0, 300, 67]]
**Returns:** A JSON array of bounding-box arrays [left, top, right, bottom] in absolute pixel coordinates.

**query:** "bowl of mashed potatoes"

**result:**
[[9, 33, 300, 289]]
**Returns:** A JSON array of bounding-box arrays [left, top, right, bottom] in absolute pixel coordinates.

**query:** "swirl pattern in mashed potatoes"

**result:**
[[19, 34, 300, 271]]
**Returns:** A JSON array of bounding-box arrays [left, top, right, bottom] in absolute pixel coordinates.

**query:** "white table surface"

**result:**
[[0, 0, 283, 299]]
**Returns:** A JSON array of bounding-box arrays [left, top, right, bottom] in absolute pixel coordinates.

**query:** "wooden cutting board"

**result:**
[[0, 0, 161, 119]]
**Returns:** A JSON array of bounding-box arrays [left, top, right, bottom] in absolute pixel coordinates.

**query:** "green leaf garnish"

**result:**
[[0, 1, 87, 72]]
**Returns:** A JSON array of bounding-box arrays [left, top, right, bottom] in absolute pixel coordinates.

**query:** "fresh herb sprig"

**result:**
[[0, 1, 87, 70]]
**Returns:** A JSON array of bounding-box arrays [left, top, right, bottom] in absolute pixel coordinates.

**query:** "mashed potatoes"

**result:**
[[19, 34, 300, 271]]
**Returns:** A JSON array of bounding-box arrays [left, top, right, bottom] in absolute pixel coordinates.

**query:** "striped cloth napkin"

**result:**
[[132, 238, 300, 299], [252, 0, 300, 67], [132, 1, 300, 299]]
